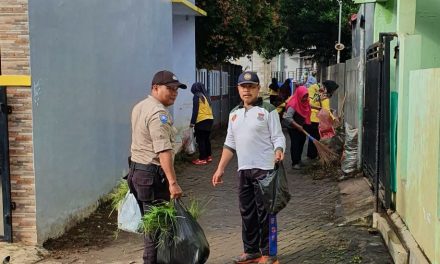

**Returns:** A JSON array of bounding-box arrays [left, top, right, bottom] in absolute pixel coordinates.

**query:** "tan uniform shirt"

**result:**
[[130, 96, 175, 166]]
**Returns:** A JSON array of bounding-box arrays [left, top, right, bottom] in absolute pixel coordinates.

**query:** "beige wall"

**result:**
[[0, 0, 37, 244]]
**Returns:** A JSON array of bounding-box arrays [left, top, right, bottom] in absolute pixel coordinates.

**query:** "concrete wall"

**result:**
[[324, 63, 346, 114], [415, 0, 440, 69], [172, 14, 196, 129], [395, 1, 440, 262], [373, 0, 397, 41], [28, 0, 174, 243], [344, 57, 360, 128], [400, 69, 440, 263], [352, 3, 375, 58]]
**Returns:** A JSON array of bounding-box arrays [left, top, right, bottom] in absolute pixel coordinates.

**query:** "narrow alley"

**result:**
[[31, 133, 392, 264]]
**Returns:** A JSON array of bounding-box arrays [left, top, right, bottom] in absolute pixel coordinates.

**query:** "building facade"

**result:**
[[0, 0, 205, 244]]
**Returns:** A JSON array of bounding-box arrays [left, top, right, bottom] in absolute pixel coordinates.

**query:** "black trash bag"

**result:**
[[157, 199, 210, 264], [258, 162, 291, 214]]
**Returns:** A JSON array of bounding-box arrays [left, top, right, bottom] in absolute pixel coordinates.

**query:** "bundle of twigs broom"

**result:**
[[300, 127, 339, 166]]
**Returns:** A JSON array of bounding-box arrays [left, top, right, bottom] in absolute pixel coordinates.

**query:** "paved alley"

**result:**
[[186, 136, 392, 264], [8, 133, 393, 264]]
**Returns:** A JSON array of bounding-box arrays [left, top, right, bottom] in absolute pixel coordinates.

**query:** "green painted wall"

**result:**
[[373, 0, 396, 40], [371, 0, 440, 262], [402, 69, 440, 263], [415, 0, 440, 69], [391, 0, 440, 263]]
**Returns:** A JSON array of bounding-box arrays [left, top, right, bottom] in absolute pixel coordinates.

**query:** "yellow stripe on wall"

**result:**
[[171, 0, 207, 16], [0, 75, 31, 87]]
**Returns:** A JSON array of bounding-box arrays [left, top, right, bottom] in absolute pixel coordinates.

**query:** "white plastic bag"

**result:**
[[117, 191, 142, 233], [182, 128, 196, 155]]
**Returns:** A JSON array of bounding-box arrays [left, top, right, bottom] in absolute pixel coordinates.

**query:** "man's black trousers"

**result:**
[[238, 169, 271, 256], [128, 162, 169, 264]]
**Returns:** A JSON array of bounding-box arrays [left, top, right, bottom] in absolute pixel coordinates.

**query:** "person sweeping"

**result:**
[[304, 80, 339, 160], [283, 86, 311, 169], [284, 86, 338, 168]]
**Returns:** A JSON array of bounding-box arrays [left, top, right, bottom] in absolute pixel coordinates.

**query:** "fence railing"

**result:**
[[196, 68, 239, 128], [272, 68, 312, 84], [323, 60, 361, 129]]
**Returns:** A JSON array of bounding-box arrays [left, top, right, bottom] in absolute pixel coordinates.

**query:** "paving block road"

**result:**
[[4, 132, 393, 264]]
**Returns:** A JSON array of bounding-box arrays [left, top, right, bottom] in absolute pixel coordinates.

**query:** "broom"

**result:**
[[299, 126, 339, 166]]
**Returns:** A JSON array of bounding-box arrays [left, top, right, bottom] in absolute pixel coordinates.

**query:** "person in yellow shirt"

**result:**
[[190, 82, 214, 165], [304, 80, 339, 160]]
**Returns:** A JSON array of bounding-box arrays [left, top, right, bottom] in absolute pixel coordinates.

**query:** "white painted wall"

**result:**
[[28, 0, 174, 243], [283, 53, 303, 81], [232, 51, 304, 91], [172, 15, 196, 130], [232, 51, 276, 92]]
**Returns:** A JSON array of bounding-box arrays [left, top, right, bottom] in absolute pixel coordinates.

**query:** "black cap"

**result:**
[[152, 70, 187, 89], [238, 71, 260, 85]]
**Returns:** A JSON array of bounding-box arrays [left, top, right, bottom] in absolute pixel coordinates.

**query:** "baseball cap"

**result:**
[[152, 70, 187, 89], [237, 71, 260, 85]]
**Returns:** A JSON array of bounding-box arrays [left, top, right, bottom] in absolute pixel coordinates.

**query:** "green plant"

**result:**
[[140, 198, 207, 247], [187, 197, 210, 220], [140, 202, 177, 247], [110, 180, 129, 214], [350, 255, 362, 263]]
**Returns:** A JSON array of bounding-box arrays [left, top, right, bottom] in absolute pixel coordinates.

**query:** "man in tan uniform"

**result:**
[[128, 70, 186, 264]]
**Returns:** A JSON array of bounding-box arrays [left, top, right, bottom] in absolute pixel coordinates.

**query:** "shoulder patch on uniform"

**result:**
[[261, 102, 276, 113], [159, 114, 168, 124]]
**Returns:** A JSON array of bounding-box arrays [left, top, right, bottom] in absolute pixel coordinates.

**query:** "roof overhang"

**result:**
[[171, 0, 207, 16]]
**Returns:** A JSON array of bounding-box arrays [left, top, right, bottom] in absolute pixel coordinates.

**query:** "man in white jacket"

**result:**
[[212, 71, 285, 264]]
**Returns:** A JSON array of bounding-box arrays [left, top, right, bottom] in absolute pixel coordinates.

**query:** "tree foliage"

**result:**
[[195, 0, 358, 68], [195, 0, 283, 68], [279, 0, 358, 64]]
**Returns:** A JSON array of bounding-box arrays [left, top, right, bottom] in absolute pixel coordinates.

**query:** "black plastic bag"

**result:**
[[258, 162, 291, 214], [157, 199, 210, 264]]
